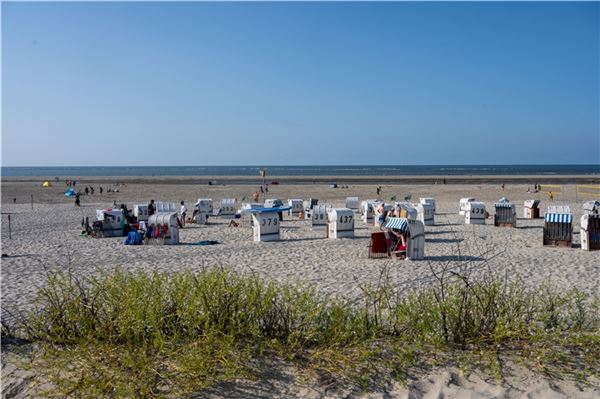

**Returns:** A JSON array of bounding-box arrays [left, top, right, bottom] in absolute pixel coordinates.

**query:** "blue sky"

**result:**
[[2, 2, 599, 166]]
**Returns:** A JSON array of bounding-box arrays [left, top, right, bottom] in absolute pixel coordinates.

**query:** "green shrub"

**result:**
[[5, 266, 599, 398]]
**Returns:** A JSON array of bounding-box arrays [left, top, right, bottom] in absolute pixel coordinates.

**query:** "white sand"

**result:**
[[1, 180, 599, 398]]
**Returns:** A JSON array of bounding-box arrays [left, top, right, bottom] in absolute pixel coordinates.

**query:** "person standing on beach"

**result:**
[[75, 192, 81, 207], [377, 202, 387, 230], [99, 187, 103, 195], [180, 201, 188, 227], [148, 200, 156, 217]]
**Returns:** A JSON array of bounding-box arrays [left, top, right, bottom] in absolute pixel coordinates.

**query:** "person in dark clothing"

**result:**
[[85, 187, 89, 195], [148, 199, 156, 216], [99, 187, 103, 195], [75, 192, 81, 207]]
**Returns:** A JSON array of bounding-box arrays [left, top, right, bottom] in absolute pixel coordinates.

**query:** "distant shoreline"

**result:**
[[2, 174, 599, 185]]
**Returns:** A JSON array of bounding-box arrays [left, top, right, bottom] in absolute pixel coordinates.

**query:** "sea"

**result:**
[[2, 165, 599, 177]]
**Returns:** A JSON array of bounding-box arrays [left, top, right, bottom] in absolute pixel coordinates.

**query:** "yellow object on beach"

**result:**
[[42, 181, 52, 187], [576, 184, 600, 199], [539, 184, 562, 197]]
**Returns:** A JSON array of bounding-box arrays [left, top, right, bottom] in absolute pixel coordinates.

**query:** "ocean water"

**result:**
[[2, 165, 599, 177]]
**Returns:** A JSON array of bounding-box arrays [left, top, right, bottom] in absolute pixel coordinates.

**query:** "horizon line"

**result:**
[[3, 163, 599, 168]]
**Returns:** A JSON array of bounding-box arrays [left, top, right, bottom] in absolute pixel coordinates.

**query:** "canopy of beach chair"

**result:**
[[384, 217, 409, 231]]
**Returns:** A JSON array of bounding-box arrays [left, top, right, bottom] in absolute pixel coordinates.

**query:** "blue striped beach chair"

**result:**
[[494, 198, 516, 227], [543, 207, 572, 247]]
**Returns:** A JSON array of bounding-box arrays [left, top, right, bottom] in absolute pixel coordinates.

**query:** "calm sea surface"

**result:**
[[2, 165, 599, 177]]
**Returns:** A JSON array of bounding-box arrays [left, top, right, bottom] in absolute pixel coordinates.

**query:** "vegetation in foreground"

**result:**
[[2, 266, 599, 398]]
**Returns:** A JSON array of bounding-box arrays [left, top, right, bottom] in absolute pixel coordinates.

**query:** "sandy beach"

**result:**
[[2, 177, 599, 398]]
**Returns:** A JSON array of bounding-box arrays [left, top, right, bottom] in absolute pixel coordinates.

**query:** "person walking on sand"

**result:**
[[75, 192, 81, 207], [253, 191, 260, 202], [180, 201, 188, 227]]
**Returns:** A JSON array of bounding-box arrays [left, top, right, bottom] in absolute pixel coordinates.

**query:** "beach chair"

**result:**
[[419, 198, 436, 214], [288, 199, 303, 217], [345, 197, 359, 210], [580, 214, 600, 251], [368, 231, 389, 258], [361, 200, 379, 223], [494, 198, 516, 227], [327, 208, 354, 238], [303, 199, 318, 219], [459, 198, 475, 215], [311, 204, 328, 229], [523, 200, 540, 219], [148, 212, 180, 244], [395, 202, 417, 220], [465, 202, 486, 225], [93, 209, 126, 238], [416, 203, 435, 226], [134, 204, 150, 222], [543, 207, 572, 247], [383, 218, 425, 260], [583, 200, 600, 215], [194, 198, 213, 215], [219, 199, 237, 218]]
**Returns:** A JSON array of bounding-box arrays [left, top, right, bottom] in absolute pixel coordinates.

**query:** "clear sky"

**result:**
[[2, 2, 599, 166]]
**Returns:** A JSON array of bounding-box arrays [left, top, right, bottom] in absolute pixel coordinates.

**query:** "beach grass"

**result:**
[[4, 266, 600, 398]]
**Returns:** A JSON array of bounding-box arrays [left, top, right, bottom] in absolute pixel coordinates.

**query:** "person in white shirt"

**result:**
[[180, 201, 188, 227]]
